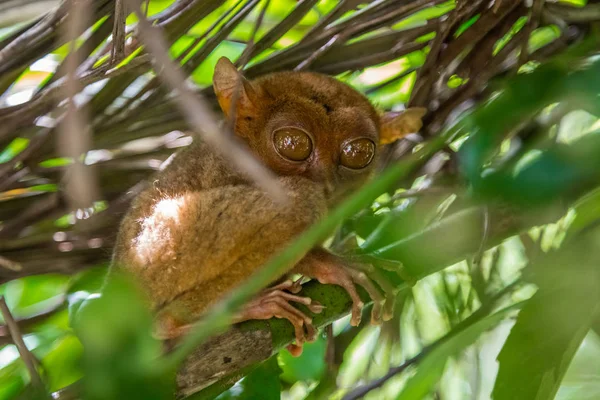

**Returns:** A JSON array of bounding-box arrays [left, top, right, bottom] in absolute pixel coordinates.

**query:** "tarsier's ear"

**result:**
[[213, 57, 260, 119], [379, 107, 427, 145]]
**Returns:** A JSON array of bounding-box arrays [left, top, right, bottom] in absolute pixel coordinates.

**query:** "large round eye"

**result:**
[[340, 138, 375, 169], [273, 127, 313, 161]]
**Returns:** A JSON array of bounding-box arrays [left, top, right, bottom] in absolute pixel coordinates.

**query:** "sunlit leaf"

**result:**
[[493, 229, 600, 400]]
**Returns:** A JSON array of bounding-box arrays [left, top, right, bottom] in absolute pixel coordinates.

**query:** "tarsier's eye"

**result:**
[[273, 127, 313, 161], [340, 138, 375, 169]]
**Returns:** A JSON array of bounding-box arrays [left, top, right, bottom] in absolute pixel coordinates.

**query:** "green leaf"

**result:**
[[0, 358, 27, 400], [492, 229, 600, 400], [2, 274, 69, 320], [557, 332, 600, 400], [41, 334, 83, 392], [459, 46, 600, 196], [397, 303, 521, 400], [216, 356, 282, 400], [565, 186, 600, 237], [278, 335, 326, 384], [0, 138, 29, 163], [474, 134, 600, 207], [73, 271, 172, 400], [67, 267, 108, 322]]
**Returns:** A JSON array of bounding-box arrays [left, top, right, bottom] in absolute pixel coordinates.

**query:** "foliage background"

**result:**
[[0, 0, 599, 399]]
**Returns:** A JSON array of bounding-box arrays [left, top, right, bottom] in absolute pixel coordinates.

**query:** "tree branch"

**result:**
[[174, 282, 366, 398]]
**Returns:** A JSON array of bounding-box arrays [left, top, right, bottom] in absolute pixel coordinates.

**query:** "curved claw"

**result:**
[[294, 249, 398, 326], [232, 284, 319, 356]]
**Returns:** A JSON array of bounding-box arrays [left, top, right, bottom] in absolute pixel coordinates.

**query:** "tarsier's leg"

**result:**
[[293, 248, 398, 325]]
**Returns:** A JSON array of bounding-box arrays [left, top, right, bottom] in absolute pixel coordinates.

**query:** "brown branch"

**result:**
[[294, 32, 348, 71], [111, 0, 127, 63], [0, 54, 152, 141], [0, 1, 69, 73], [0, 297, 45, 391], [545, 3, 600, 23], [0, 256, 22, 272], [58, 0, 99, 214]]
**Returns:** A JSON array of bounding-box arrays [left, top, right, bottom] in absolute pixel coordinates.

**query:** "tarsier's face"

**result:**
[[213, 57, 424, 203]]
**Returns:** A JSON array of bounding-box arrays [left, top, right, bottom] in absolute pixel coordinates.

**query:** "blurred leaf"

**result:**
[[216, 356, 282, 400], [529, 25, 561, 54], [338, 326, 380, 387], [67, 267, 108, 327], [397, 303, 521, 400], [556, 332, 600, 400], [278, 335, 326, 384], [478, 133, 600, 207], [459, 47, 600, 192], [41, 334, 83, 392], [0, 360, 27, 400], [0, 138, 29, 163], [2, 275, 68, 319], [73, 271, 172, 400], [493, 229, 600, 400]]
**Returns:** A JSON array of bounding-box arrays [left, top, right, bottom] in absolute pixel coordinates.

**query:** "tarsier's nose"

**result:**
[[309, 164, 338, 196]]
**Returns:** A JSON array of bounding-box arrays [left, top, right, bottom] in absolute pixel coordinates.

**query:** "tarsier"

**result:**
[[112, 57, 425, 355]]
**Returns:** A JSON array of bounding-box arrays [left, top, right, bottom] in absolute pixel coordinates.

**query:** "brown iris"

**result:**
[[341, 138, 375, 169], [273, 127, 313, 161]]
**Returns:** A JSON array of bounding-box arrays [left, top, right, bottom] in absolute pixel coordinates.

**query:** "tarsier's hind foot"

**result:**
[[154, 313, 193, 341], [153, 279, 323, 350], [295, 250, 398, 326], [233, 279, 324, 354]]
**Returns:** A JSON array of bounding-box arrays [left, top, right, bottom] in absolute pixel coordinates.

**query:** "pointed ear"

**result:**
[[379, 107, 427, 145], [213, 57, 260, 119]]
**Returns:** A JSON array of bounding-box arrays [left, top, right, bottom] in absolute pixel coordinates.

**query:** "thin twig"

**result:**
[[236, 0, 270, 69], [0, 297, 45, 391], [125, 0, 286, 202], [294, 32, 347, 71], [180, 0, 246, 64], [111, 0, 127, 63], [0, 256, 22, 271], [58, 0, 100, 213]]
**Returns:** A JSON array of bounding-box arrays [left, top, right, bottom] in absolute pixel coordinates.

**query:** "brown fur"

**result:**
[[111, 58, 420, 328]]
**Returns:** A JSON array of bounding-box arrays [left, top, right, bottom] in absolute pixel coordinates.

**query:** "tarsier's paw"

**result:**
[[233, 280, 324, 354], [296, 253, 398, 326], [344, 262, 398, 325]]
